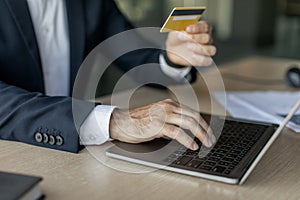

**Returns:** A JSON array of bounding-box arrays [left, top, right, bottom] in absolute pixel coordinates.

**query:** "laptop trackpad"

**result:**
[[112, 138, 172, 154]]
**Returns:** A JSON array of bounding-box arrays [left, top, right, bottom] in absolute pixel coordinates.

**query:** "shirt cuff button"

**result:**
[[35, 133, 43, 143]]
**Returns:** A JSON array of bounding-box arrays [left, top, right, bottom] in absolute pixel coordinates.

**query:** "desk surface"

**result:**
[[1, 56, 300, 200]]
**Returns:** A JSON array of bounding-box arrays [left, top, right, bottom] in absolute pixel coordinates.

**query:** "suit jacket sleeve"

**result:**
[[99, 0, 197, 85], [0, 0, 196, 154], [0, 81, 94, 153]]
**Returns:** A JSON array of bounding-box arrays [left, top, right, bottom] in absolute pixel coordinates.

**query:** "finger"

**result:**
[[173, 104, 216, 144], [161, 124, 199, 150], [190, 33, 213, 45], [175, 104, 210, 132], [177, 31, 192, 42], [187, 43, 217, 56], [186, 21, 210, 34], [164, 100, 210, 132], [165, 112, 213, 147], [189, 55, 214, 66], [159, 99, 216, 146], [177, 33, 214, 46]]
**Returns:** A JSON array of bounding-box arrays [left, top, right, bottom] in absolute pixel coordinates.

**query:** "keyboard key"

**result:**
[[236, 143, 246, 148], [194, 157, 207, 162], [229, 150, 241, 154], [224, 170, 231, 175], [187, 160, 203, 168], [212, 166, 226, 173], [185, 151, 198, 156], [227, 154, 238, 158], [241, 139, 250, 144], [242, 149, 250, 154], [232, 161, 239, 166], [199, 165, 213, 171], [230, 139, 239, 144], [174, 151, 184, 155], [204, 161, 217, 167], [212, 153, 224, 158], [222, 157, 234, 162], [222, 146, 232, 151], [208, 157, 220, 162], [216, 149, 228, 154], [224, 142, 233, 147], [169, 154, 181, 159], [228, 165, 235, 170], [197, 152, 211, 159], [219, 161, 230, 166], [174, 156, 193, 166], [232, 146, 243, 151]]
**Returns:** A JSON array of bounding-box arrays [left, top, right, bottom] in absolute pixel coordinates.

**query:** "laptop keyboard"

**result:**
[[165, 121, 269, 175]]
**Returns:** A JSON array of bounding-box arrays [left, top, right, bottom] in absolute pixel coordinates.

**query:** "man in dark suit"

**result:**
[[0, 0, 217, 153]]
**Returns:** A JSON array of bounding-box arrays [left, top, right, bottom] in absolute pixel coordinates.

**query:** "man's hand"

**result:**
[[109, 99, 216, 150], [166, 21, 216, 67]]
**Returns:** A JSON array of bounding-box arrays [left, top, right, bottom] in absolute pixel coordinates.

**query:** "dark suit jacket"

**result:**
[[0, 0, 168, 153]]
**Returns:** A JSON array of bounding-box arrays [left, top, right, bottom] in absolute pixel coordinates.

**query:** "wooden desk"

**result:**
[[1, 56, 300, 200]]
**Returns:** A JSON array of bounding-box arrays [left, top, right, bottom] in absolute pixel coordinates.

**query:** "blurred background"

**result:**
[[97, 0, 300, 96], [116, 0, 300, 62]]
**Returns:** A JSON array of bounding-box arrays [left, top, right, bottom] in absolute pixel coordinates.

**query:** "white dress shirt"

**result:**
[[27, 0, 70, 96], [27, 0, 191, 146]]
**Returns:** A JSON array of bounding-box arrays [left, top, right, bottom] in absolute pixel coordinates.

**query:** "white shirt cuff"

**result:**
[[79, 105, 116, 145], [159, 54, 192, 81]]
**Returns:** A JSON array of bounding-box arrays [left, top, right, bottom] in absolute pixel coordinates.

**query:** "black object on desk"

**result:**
[[0, 171, 43, 200]]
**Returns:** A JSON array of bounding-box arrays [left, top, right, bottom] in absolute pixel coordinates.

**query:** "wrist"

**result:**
[[162, 50, 186, 69], [109, 109, 124, 141]]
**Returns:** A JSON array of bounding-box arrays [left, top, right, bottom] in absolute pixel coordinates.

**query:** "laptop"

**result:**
[[106, 100, 300, 185]]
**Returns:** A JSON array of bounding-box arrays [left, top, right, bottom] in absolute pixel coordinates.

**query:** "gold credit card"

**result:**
[[160, 7, 206, 33]]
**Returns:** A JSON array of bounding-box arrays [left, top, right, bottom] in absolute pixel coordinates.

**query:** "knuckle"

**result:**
[[155, 132, 164, 138], [202, 34, 210, 43], [164, 99, 179, 108], [186, 117, 196, 127], [163, 98, 174, 104], [198, 115, 206, 124], [153, 118, 163, 127], [201, 23, 209, 32], [193, 127, 205, 139], [199, 21, 208, 27], [166, 127, 181, 139], [198, 55, 205, 63], [207, 58, 214, 66], [166, 98, 173, 102]]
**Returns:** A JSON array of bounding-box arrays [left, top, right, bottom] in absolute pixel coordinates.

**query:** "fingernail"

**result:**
[[204, 136, 212, 147], [192, 142, 199, 150], [210, 134, 216, 145], [186, 26, 193, 33]]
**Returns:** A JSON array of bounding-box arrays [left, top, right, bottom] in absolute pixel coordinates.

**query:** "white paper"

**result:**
[[213, 91, 300, 132]]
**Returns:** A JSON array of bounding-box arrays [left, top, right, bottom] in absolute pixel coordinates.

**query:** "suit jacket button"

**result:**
[[56, 136, 64, 146], [35, 133, 43, 143], [43, 133, 49, 143], [49, 135, 56, 145]]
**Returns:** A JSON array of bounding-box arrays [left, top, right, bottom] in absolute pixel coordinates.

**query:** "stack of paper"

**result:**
[[213, 91, 300, 132]]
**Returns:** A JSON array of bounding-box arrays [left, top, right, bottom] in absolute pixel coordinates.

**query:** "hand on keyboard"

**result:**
[[109, 99, 216, 150]]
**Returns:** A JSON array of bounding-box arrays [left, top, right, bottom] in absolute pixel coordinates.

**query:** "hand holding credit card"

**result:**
[[160, 7, 206, 33], [162, 6, 216, 67]]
